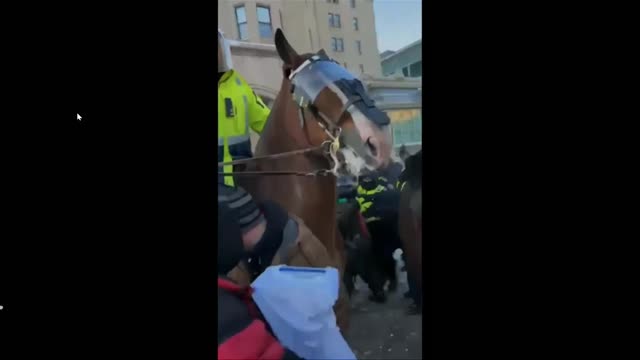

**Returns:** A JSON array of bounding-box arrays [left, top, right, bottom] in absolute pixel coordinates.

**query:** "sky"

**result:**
[[373, 0, 422, 53]]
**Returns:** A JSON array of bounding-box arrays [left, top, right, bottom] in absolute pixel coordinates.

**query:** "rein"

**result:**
[[217, 138, 339, 177], [218, 96, 350, 178]]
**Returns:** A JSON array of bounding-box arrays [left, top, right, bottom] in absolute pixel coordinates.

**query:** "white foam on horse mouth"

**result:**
[[340, 147, 371, 178]]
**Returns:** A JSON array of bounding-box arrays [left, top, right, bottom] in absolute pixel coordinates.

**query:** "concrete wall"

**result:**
[[228, 40, 281, 103]]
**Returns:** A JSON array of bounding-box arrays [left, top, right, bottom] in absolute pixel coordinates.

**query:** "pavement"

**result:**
[[344, 250, 423, 359]]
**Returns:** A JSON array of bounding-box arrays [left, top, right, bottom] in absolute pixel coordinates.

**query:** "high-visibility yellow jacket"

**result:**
[[218, 70, 270, 186], [356, 175, 393, 223]]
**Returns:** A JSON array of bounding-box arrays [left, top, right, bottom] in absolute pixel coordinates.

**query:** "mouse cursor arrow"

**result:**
[[77, 114, 82, 121]]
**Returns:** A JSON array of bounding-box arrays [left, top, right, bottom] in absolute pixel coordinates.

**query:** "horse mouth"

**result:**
[[338, 147, 370, 177]]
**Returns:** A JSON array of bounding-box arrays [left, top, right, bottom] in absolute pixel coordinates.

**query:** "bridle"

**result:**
[[218, 56, 363, 178]]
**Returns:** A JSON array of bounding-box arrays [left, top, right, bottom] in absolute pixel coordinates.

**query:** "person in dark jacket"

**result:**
[[217, 201, 304, 360], [355, 164, 403, 302]]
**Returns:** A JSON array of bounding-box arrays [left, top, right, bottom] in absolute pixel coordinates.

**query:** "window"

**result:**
[[409, 60, 422, 77], [350, 0, 356, 8], [332, 37, 344, 52], [329, 13, 341, 28], [257, 6, 273, 38], [400, 61, 423, 77], [356, 40, 362, 55], [359, 64, 364, 73], [235, 6, 248, 40], [353, 17, 359, 31], [387, 109, 422, 146]]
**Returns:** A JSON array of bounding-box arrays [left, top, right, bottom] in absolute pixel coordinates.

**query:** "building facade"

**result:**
[[218, 0, 422, 156], [365, 75, 422, 155], [218, 0, 382, 77], [381, 39, 422, 78]]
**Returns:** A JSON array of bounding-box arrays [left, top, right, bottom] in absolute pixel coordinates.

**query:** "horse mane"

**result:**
[[400, 150, 422, 188]]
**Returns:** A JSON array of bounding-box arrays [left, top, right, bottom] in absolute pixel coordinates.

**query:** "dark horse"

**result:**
[[235, 29, 393, 330], [398, 150, 423, 311]]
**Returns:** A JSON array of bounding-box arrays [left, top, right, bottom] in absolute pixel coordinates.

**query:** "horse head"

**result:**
[[273, 28, 392, 177]]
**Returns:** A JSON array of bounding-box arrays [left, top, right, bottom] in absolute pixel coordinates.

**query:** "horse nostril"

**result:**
[[366, 138, 378, 157]]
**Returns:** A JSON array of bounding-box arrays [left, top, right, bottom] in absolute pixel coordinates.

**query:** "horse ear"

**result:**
[[275, 28, 299, 66]]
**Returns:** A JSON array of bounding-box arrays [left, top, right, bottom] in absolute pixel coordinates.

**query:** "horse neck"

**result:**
[[258, 77, 330, 173], [251, 81, 339, 252]]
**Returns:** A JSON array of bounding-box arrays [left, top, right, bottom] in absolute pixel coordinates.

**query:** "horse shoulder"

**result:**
[[291, 227, 333, 268]]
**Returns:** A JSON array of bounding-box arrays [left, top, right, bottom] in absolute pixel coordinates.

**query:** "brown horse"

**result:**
[[398, 150, 423, 310], [235, 29, 392, 328]]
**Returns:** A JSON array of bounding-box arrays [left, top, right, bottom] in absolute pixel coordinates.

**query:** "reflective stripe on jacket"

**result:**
[[356, 174, 390, 222], [218, 70, 271, 186]]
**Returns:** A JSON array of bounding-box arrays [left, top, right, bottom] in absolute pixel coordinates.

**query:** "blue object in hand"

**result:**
[[251, 265, 356, 360]]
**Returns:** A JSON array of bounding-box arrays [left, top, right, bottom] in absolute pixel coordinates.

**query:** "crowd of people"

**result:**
[[217, 28, 420, 359]]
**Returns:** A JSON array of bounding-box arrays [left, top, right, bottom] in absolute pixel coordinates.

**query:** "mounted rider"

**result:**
[[218, 29, 271, 187]]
